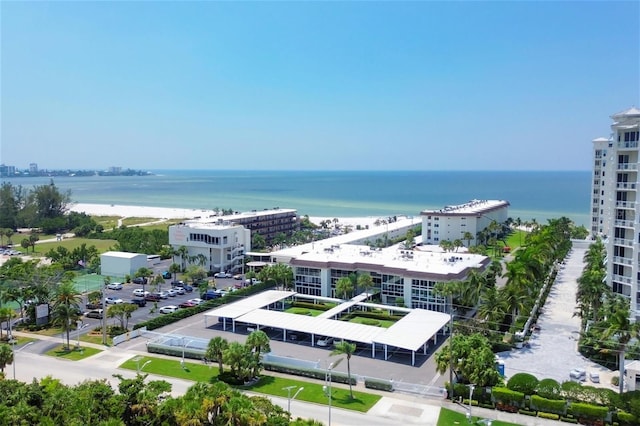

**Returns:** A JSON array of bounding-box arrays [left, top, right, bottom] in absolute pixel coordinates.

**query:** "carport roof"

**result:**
[[204, 290, 295, 320], [373, 309, 450, 352]]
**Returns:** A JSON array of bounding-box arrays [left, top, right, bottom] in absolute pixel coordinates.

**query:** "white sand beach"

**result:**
[[69, 203, 388, 229]]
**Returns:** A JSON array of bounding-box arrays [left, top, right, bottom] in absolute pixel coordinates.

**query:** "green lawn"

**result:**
[[92, 215, 122, 230], [505, 230, 527, 251], [347, 316, 395, 328], [119, 356, 381, 412], [285, 307, 326, 317], [35, 237, 117, 254], [44, 344, 102, 360], [80, 333, 112, 346], [437, 407, 521, 426], [121, 217, 158, 226]]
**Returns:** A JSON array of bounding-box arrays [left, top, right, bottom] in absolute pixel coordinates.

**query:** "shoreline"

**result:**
[[69, 203, 390, 229]]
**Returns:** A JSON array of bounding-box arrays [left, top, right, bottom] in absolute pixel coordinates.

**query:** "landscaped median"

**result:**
[[44, 345, 102, 360], [119, 355, 382, 412]]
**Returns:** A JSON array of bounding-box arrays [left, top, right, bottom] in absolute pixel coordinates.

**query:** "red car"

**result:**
[[144, 294, 161, 302], [179, 301, 197, 308]]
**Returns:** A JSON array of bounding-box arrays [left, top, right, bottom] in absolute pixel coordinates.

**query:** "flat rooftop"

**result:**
[[420, 199, 509, 216]]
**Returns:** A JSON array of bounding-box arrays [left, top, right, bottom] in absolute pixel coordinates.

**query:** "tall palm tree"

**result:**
[[52, 280, 82, 350], [477, 287, 507, 330], [602, 299, 639, 394], [357, 273, 374, 297], [168, 263, 181, 281], [331, 341, 356, 399], [206, 336, 229, 374], [463, 231, 474, 248], [0, 306, 16, 339], [246, 330, 270, 378]]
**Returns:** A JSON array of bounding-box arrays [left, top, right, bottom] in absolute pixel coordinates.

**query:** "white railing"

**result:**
[[617, 163, 638, 170], [618, 141, 639, 149], [616, 182, 637, 190], [616, 201, 636, 208], [614, 219, 635, 228], [613, 274, 633, 284], [614, 238, 634, 246], [613, 256, 633, 266]]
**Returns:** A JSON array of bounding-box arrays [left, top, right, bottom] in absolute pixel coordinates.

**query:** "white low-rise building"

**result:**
[[169, 219, 251, 274], [420, 199, 510, 245], [100, 251, 148, 280]]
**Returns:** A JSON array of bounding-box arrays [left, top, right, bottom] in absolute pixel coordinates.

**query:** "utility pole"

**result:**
[[448, 293, 454, 402]]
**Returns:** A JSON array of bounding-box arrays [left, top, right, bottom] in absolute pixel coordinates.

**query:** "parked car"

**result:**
[[170, 280, 184, 287], [570, 368, 586, 381], [202, 290, 220, 300], [85, 309, 103, 319], [107, 282, 123, 290], [233, 274, 243, 280], [133, 289, 149, 297], [179, 300, 197, 308], [316, 337, 334, 347], [245, 278, 261, 285], [144, 294, 161, 302], [166, 289, 177, 297], [214, 272, 232, 278], [159, 305, 179, 314], [132, 277, 147, 285], [162, 271, 172, 279], [589, 371, 600, 383], [188, 298, 203, 305], [177, 284, 193, 293], [105, 296, 123, 304], [129, 298, 147, 307], [173, 287, 185, 295], [154, 291, 169, 299], [86, 301, 103, 310]]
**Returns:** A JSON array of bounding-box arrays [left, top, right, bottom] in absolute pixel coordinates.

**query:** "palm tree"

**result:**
[[463, 231, 474, 248], [0, 306, 16, 340], [335, 277, 354, 299], [0, 344, 13, 373], [246, 330, 270, 378], [477, 287, 507, 330], [52, 280, 82, 350], [602, 299, 639, 394], [168, 263, 181, 281], [176, 245, 189, 270], [331, 341, 356, 399], [357, 273, 374, 297], [206, 336, 229, 374]]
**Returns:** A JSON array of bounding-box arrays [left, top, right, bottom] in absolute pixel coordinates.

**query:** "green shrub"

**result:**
[[507, 372, 539, 395], [560, 416, 579, 423], [492, 387, 525, 407], [538, 412, 560, 420], [616, 410, 638, 426], [536, 378, 562, 400], [364, 378, 393, 392], [530, 394, 567, 415], [568, 402, 608, 420], [612, 376, 620, 386], [291, 301, 332, 311], [518, 408, 537, 416], [361, 319, 380, 326]]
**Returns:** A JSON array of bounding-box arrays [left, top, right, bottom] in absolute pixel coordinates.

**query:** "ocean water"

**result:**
[[2, 170, 592, 226]]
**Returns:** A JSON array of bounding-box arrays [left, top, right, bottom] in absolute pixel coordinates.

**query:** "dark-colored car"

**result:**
[[144, 294, 161, 302], [86, 301, 103, 310], [202, 290, 220, 301], [176, 284, 193, 293], [129, 298, 147, 307], [133, 277, 147, 285], [162, 271, 172, 279]]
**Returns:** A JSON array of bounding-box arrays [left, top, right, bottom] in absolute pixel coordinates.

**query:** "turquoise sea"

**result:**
[[2, 170, 591, 226]]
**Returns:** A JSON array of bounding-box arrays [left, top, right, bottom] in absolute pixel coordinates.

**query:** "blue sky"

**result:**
[[1, 1, 638, 171]]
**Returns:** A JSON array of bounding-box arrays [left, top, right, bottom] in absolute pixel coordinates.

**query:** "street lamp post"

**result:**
[[322, 359, 342, 426], [282, 385, 304, 413], [466, 384, 475, 422], [12, 341, 34, 380]]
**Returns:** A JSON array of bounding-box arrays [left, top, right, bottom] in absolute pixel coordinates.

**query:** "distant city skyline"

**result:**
[[1, 1, 638, 171]]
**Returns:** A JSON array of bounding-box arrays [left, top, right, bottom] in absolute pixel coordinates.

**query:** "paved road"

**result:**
[[497, 240, 616, 388]]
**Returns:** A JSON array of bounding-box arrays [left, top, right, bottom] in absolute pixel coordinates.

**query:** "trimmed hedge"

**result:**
[[341, 311, 404, 322], [536, 378, 562, 400], [492, 387, 525, 407], [262, 361, 356, 385], [531, 394, 567, 415], [538, 412, 560, 420], [616, 411, 637, 426], [364, 378, 393, 392], [507, 372, 539, 395], [568, 402, 608, 420], [560, 416, 579, 424], [291, 301, 332, 312]]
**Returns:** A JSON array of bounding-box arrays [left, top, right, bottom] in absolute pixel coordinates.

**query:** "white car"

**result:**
[[159, 305, 179, 314], [105, 296, 123, 305], [154, 291, 169, 299], [570, 368, 586, 381], [188, 298, 203, 305], [166, 289, 178, 297], [214, 272, 232, 278], [107, 282, 123, 290], [132, 289, 149, 297], [317, 337, 333, 347], [173, 287, 185, 295]]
